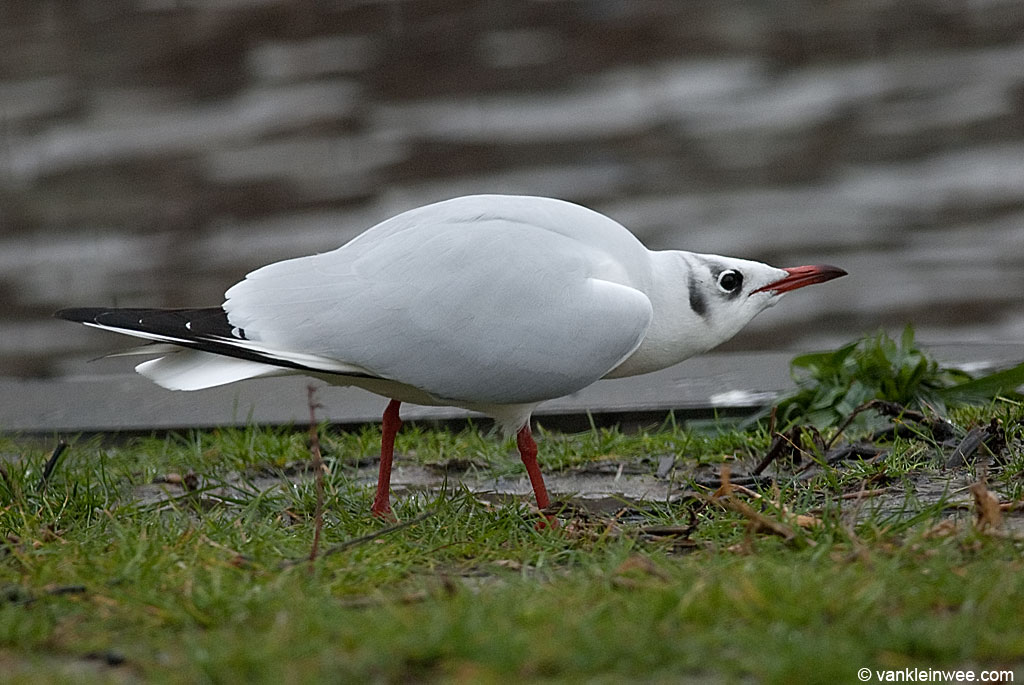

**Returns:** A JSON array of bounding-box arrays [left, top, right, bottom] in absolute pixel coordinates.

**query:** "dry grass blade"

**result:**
[[718, 497, 798, 540]]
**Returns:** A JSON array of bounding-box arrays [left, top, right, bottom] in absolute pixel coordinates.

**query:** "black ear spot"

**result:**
[[688, 271, 707, 317], [717, 270, 743, 294]]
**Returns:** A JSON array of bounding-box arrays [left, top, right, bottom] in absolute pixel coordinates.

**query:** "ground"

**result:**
[[1, 400, 1023, 683]]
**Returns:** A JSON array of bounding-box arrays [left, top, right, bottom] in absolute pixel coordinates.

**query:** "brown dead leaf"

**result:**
[[794, 514, 823, 529], [969, 481, 1003, 532]]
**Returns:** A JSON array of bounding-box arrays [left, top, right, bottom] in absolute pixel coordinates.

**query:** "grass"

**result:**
[[773, 326, 1024, 431], [1, 400, 1023, 683]]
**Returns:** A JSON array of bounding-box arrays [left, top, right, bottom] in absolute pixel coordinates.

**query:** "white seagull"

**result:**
[[57, 194, 846, 521]]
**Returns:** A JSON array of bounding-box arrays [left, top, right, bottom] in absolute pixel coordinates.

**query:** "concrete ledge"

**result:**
[[3, 344, 1022, 434]]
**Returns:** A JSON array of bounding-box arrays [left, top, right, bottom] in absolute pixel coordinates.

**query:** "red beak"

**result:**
[[751, 264, 847, 295]]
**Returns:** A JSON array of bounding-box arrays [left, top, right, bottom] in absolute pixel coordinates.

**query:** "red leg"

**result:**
[[516, 424, 551, 510], [371, 399, 402, 519]]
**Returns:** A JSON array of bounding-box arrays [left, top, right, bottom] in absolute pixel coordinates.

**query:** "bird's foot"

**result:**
[[371, 501, 398, 523], [535, 512, 560, 531]]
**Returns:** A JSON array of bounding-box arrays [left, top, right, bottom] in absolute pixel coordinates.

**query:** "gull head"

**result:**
[[683, 253, 847, 349]]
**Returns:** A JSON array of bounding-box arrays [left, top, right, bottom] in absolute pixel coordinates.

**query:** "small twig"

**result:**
[[795, 440, 888, 476], [753, 426, 811, 475], [826, 401, 885, 449], [307, 386, 325, 564], [872, 400, 929, 424], [36, 440, 68, 493], [717, 497, 799, 540], [691, 473, 775, 490], [808, 425, 827, 454], [752, 425, 803, 475], [826, 443, 886, 463], [279, 509, 435, 569], [641, 505, 702, 540], [723, 481, 765, 501], [321, 510, 435, 559], [705, 466, 817, 544], [752, 431, 788, 475]]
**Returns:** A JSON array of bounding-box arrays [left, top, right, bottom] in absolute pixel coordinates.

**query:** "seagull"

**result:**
[[57, 194, 846, 521]]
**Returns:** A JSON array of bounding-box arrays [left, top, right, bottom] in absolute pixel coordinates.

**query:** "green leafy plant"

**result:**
[[774, 326, 1024, 430]]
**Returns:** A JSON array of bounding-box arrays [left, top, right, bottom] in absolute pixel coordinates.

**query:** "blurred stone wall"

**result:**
[[2, 0, 1024, 376]]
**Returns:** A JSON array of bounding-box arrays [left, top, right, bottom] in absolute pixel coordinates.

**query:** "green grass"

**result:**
[[2, 402, 1023, 683]]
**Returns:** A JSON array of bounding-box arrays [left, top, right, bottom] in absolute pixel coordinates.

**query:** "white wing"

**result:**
[[224, 195, 655, 404]]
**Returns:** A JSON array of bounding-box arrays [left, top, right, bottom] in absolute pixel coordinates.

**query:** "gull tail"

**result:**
[[133, 351, 285, 390], [55, 307, 374, 390]]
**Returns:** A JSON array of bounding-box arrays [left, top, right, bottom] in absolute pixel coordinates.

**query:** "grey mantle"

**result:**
[[3, 343, 1022, 434]]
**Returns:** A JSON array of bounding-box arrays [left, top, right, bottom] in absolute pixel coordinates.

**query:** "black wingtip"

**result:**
[[54, 307, 107, 323], [52, 305, 377, 380]]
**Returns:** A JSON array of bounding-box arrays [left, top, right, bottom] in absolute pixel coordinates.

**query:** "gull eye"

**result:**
[[717, 270, 743, 293]]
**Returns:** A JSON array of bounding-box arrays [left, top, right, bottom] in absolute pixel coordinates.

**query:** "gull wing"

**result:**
[[225, 197, 655, 404]]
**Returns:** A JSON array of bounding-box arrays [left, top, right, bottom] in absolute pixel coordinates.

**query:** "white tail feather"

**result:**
[[135, 350, 288, 391]]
